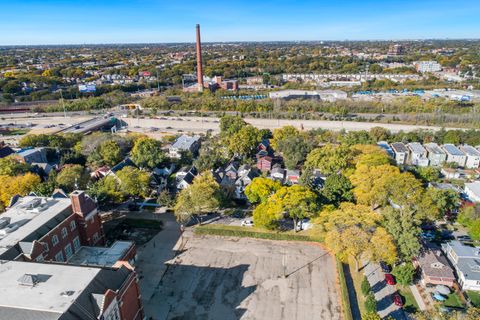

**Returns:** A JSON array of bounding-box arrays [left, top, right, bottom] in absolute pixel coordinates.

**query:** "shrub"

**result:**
[[364, 293, 377, 313], [361, 276, 371, 296]]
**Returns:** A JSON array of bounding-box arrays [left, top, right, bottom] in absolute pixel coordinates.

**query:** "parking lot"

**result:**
[[144, 234, 341, 320]]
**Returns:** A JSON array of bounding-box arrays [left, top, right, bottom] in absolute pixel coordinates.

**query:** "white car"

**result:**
[[241, 219, 254, 227]]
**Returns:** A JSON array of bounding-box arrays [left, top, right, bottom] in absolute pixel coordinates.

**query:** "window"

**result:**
[[61, 227, 68, 239], [43, 242, 49, 252], [73, 236, 81, 252], [55, 251, 64, 262], [93, 232, 100, 243], [64, 244, 73, 260], [70, 220, 76, 231], [35, 255, 44, 262], [52, 235, 59, 246]]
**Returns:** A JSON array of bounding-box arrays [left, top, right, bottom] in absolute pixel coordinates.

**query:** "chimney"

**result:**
[[70, 190, 87, 214], [196, 24, 204, 92]]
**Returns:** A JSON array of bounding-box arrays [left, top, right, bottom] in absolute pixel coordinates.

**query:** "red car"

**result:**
[[385, 273, 396, 285], [393, 293, 404, 307]]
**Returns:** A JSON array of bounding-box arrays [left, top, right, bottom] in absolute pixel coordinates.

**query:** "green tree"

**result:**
[[304, 144, 353, 175], [99, 140, 123, 167], [369, 127, 390, 142], [253, 201, 283, 230], [219, 115, 246, 137], [87, 175, 124, 205], [361, 276, 371, 296], [415, 166, 441, 183], [0, 156, 30, 176], [364, 294, 377, 314], [362, 312, 382, 320], [0, 173, 41, 207], [116, 166, 151, 198], [228, 125, 263, 157], [321, 174, 355, 206], [392, 262, 416, 286], [427, 188, 459, 219], [56, 165, 89, 192], [174, 172, 223, 224], [130, 137, 165, 169], [276, 134, 312, 169], [271, 185, 319, 231], [244, 177, 282, 204], [384, 207, 421, 260], [271, 125, 299, 150]]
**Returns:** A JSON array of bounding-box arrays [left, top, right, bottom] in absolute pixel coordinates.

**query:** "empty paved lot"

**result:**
[[146, 235, 341, 320]]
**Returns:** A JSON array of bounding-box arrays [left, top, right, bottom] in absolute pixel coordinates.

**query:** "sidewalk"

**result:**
[[409, 284, 427, 311]]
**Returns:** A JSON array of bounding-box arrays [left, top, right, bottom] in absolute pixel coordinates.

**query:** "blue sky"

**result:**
[[1, 0, 479, 45]]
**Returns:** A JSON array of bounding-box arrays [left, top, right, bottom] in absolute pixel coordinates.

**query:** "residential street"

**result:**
[[363, 262, 406, 320]]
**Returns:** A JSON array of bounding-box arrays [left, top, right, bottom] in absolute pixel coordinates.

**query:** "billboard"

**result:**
[[78, 84, 96, 93]]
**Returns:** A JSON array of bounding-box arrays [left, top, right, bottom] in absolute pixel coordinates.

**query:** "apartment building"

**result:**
[[406, 142, 429, 166], [391, 142, 408, 165], [459, 145, 480, 169], [424, 143, 447, 166], [442, 144, 467, 167]]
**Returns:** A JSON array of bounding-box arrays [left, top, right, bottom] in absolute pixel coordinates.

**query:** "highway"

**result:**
[[0, 112, 469, 140]]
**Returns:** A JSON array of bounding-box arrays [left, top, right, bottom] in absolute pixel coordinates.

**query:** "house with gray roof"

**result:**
[[424, 143, 447, 166], [407, 142, 429, 167], [442, 240, 480, 291], [465, 181, 480, 202], [169, 134, 201, 159], [459, 145, 480, 169]]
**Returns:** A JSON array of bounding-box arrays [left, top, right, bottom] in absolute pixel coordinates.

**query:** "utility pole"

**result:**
[[60, 89, 67, 118]]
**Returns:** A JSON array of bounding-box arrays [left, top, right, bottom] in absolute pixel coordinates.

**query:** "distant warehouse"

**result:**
[[269, 90, 347, 102]]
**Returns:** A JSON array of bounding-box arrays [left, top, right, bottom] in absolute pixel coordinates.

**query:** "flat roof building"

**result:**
[[407, 142, 429, 166], [0, 260, 143, 320], [442, 144, 467, 167], [424, 143, 447, 166], [391, 142, 408, 165], [459, 145, 480, 169]]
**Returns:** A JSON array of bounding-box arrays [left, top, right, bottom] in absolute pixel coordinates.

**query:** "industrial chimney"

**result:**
[[195, 24, 204, 92]]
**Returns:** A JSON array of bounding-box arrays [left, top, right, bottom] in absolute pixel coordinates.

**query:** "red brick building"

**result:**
[[0, 191, 144, 320]]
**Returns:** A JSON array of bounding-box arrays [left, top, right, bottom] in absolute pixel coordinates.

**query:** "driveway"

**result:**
[[363, 262, 406, 319]]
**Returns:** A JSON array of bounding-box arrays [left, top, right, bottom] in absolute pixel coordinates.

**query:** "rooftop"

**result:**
[[460, 145, 480, 157], [465, 181, 480, 198], [391, 142, 408, 153], [171, 134, 200, 150], [442, 144, 465, 156], [424, 143, 446, 155], [0, 260, 100, 315], [407, 142, 426, 154], [0, 196, 72, 256], [68, 241, 134, 267]]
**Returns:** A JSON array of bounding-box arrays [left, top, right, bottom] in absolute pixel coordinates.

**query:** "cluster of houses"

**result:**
[[378, 141, 480, 169], [414, 239, 480, 293]]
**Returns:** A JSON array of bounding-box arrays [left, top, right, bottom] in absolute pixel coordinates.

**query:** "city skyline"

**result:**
[[0, 0, 480, 45]]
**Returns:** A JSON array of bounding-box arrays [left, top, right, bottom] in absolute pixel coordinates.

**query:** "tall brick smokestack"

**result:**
[[196, 24, 204, 92]]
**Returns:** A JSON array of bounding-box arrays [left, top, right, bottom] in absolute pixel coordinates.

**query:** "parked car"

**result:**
[[393, 293, 403, 307], [431, 292, 447, 302], [421, 232, 435, 241], [385, 273, 396, 285], [380, 261, 391, 273], [296, 218, 311, 231], [241, 219, 254, 227]]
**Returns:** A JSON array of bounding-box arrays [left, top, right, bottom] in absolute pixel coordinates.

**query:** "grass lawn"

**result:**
[[443, 292, 465, 308], [466, 290, 480, 307], [0, 128, 30, 136], [349, 261, 367, 315], [195, 224, 323, 242], [398, 286, 419, 313]]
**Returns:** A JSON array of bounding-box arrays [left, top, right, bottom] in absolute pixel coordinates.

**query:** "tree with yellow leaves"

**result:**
[[0, 173, 41, 208]]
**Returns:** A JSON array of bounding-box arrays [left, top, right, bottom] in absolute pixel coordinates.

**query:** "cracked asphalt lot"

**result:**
[[147, 235, 341, 320]]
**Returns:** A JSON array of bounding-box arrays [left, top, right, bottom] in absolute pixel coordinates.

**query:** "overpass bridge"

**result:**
[[57, 116, 119, 134]]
